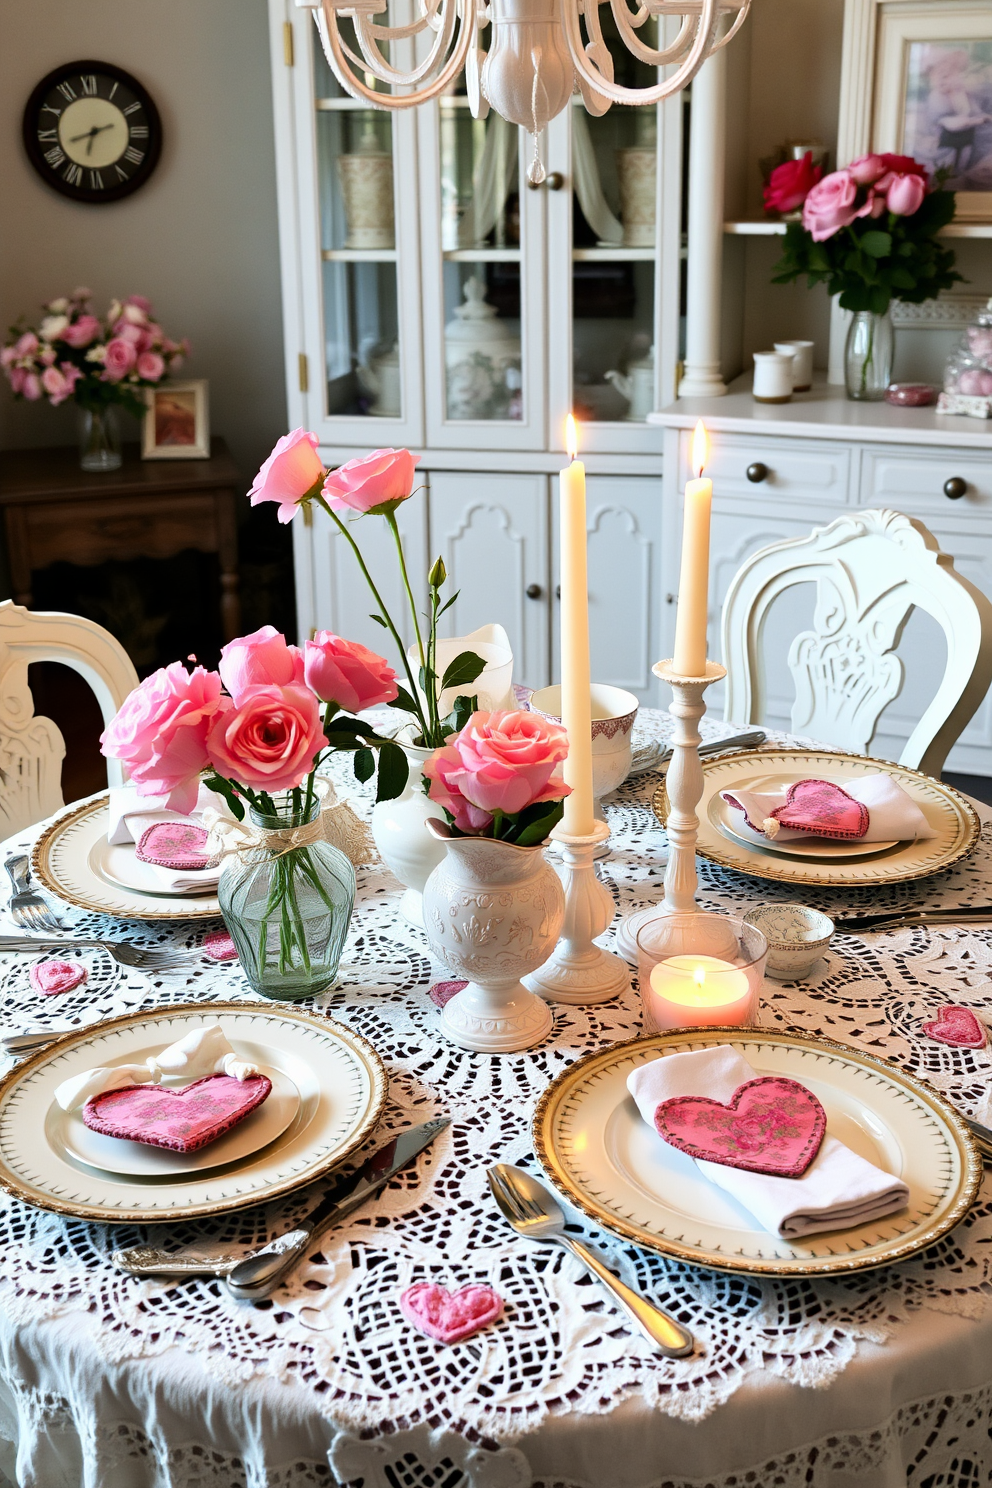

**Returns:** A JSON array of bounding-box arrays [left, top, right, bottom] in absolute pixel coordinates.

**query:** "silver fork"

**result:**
[[0, 935, 187, 973], [4, 855, 63, 933]]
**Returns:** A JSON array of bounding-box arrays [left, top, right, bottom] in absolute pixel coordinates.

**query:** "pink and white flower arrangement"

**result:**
[[1, 288, 189, 419], [423, 710, 572, 845]]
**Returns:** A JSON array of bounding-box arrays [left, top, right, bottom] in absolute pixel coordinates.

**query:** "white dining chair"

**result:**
[[0, 601, 139, 835], [721, 508, 992, 779]]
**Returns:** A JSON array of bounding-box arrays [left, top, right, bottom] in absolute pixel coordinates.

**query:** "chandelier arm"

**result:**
[[606, 4, 696, 66], [353, 0, 459, 84], [708, 0, 750, 50], [564, 0, 719, 106], [318, 0, 474, 106]]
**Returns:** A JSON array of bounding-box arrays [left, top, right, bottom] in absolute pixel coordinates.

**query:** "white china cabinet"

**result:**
[[268, 0, 683, 701]]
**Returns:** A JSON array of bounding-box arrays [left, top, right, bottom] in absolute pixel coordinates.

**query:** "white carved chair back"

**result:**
[[721, 509, 992, 778], [0, 602, 139, 836]]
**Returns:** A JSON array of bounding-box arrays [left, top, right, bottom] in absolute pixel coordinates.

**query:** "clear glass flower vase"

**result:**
[[218, 795, 356, 1000], [78, 404, 123, 472], [844, 309, 894, 401]]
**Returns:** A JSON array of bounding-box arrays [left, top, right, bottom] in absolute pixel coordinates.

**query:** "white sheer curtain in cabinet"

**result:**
[[418, 102, 546, 451], [278, 1, 425, 449]]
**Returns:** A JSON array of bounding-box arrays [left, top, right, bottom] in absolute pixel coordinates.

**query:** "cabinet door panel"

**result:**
[[428, 471, 550, 690], [551, 476, 663, 704]]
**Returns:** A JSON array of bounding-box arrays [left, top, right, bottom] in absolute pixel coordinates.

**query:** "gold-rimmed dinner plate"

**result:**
[[533, 1027, 981, 1277], [652, 750, 979, 887], [32, 794, 221, 920], [0, 1003, 387, 1223], [717, 794, 899, 860]]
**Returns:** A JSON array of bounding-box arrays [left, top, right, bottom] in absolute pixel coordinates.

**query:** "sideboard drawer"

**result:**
[[680, 431, 852, 504], [860, 451, 992, 510]]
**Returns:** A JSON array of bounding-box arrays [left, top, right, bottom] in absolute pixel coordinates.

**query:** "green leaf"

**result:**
[[375, 739, 409, 802], [369, 613, 388, 628], [859, 230, 892, 259], [202, 773, 245, 821], [436, 591, 460, 619], [513, 801, 565, 847], [388, 684, 421, 715], [440, 692, 478, 738], [440, 650, 486, 692], [353, 747, 375, 784]]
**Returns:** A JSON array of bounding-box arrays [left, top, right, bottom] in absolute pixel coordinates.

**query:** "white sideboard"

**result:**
[[652, 379, 992, 774]]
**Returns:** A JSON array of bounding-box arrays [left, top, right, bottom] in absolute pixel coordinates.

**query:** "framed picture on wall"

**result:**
[[142, 380, 210, 459]]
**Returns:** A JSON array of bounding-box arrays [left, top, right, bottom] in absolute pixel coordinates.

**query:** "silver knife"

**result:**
[[658, 728, 766, 765], [835, 907, 992, 933]]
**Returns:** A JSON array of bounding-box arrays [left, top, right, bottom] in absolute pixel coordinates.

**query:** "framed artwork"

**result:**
[[142, 380, 210, 459]]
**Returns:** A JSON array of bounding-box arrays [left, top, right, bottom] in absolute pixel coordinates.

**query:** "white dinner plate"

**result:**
[[89, 835, 221, 901], [653, 750, 979, 888], [534, 1027, 981, 1276], [0, 1003, 387, 1222], [714, 779, 899, 859], [33, 794, 221, 920], [53, 1066, 301, 1178]]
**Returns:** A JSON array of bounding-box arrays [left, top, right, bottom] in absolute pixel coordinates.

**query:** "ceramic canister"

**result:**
[[774, 340, 814, 392], [753, 351, 793, 404]]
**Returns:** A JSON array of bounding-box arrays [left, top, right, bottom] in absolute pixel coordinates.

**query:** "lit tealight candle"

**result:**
[[647, 954, 755, 1031]]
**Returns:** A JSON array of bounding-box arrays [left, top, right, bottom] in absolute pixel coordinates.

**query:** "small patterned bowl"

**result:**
[[742, 903, 834, 981]]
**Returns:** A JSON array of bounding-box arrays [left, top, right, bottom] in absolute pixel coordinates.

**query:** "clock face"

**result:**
[[23, 61, 162, 203]]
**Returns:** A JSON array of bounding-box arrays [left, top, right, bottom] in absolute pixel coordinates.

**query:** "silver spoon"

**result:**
[[112, 1236, 307, 1280], [488, 1163, 694, 1358]]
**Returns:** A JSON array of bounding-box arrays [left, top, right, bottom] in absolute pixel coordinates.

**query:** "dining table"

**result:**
[[0, 707, 990, 1488]]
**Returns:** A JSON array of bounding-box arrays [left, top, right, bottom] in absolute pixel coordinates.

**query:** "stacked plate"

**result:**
[[653, 749, 980, 888], [0, 1004, 387, 1222]]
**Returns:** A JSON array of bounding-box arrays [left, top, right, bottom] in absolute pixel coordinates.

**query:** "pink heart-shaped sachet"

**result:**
[[430, 980, 467, 1008], [654, 1075, 827, 1178], [922, 1005, 987, 1049], [83, 1072, 272, 1152], [400, 1282, 503, 1343], [30, 959, 87, 995], [772, 779, 870, 841], [203, 930, 238, 962], [136, 821, 213, 871]]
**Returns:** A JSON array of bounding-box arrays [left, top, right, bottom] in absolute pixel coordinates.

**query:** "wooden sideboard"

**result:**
[[0, 438, 242, 642]]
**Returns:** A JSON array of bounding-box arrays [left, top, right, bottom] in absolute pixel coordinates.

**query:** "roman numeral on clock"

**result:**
[[130, 126, 149, 139], [37, 129, 57, 142], [89, 170, 104, 189], [123, 146, 144, 165], [56, 81, 77, 101], [44, 145, 65, 168], [123, 102, 142, 116], [80, 75, 97, 95], [63, 162, 83, 186]]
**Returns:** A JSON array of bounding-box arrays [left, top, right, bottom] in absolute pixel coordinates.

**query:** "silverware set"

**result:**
[[4, 854, 63, 933], [835, 905, 992, 933]]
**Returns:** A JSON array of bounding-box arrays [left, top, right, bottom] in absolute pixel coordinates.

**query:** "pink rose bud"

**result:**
[[7, 368, 26, 394], [100, 662, 225, 814], [423, 709, 571, 834], [206, 683, 328, 793], [137, 350, 166, 381], [124, 294, 153, 314], [303, 632, 399, 712], [40, 366, 73, 405], [801, 170, 860, 242], [22, 372, 42, 401], [103, 337, 138, 381], [14, 332, 39, 357], [848, 154, 886, 185], [218, 625, 305, 703], [885, 172, 926, 216], [321, 447, 421, 517], [249, 429, 325, 524]]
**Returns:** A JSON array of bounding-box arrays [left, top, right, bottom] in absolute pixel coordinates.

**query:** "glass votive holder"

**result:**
[[635, 912, 768, 1033]]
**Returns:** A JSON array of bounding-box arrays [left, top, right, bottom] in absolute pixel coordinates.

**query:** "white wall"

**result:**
[[0, 0, 287, 482]]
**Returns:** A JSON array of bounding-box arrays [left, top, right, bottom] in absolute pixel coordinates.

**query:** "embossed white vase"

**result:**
[[423, 822, 564, 1052]]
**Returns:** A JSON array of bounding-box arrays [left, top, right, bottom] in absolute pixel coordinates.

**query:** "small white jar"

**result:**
[[774, 339, 815, 391], [753, 351, 793, 404]]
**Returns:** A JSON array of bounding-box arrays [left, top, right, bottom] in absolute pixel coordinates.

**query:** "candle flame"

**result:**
[[693, 965, 706, 987], [691, 420, 709, 479], [566, 414, 579, 462]]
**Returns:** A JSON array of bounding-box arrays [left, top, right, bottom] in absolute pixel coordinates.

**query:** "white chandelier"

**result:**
[[297, 0, 749, 176]]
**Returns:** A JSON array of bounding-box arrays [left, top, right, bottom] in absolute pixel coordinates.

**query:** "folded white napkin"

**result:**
[[108, 782, 231, 891], [55, 1025, 259, 1112], [627, 1045, 909, 1238], [722, 773, 936, 845]]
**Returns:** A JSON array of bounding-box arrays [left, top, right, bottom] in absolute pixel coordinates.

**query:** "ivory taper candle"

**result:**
[[672, 420, 713, 677], [559, 415, 594, 836]]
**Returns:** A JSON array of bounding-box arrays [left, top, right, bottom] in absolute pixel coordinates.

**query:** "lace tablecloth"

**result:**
[[0, 710, 991, 1488]]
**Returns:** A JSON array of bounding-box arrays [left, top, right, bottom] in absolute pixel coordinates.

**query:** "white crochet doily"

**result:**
[[0, 710, 991, 1488]]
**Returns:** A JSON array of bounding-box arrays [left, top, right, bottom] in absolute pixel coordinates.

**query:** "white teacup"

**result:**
[[529, 683, 639, 821]]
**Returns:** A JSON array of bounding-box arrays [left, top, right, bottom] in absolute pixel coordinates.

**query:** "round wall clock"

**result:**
[[23, 60, 162, 204]]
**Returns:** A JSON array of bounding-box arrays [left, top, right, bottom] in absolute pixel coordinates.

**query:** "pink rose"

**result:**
[[321, 448, 420, 517], [114, 322, 145, 347], [121, 301, 149, 325], [207, 684, 327, 793], [249, 429, 325, 524], [137, 350, 166, 381], [14, 332, 38, 358], [0, 347, 18, 369], [848, 154, 886, 186], [7, 367, 26, 394], [100, 662, 225, 813], [303, 632, 398, 712], [884, 172, 926, 217], [124, 294, 153, 314], [40, 365, 76, 406], [103, 337, 138, 380], [423, 709, 571, 834], [218, 625, 305, 703], [801, 170, 859, 241], [39, 346, 57, 367], [21, 373, 42, 401]]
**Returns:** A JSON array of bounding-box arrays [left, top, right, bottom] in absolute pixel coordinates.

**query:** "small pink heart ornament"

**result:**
[[654, 1076, 827, 1178], [203, 930, 238, 962], [30, 959, 87, 995], [922, 1005, 987, 1049], [136, 821, 213, 870], [400, 1282, 503, 1343], [83, 1072, 272, 1152], [429, 980, 467, 1008], [772, 780, 869, 841]]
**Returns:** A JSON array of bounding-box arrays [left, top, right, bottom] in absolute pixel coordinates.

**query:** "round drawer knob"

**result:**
[[746, 462, 769, 484], [526, 583, 543, 599], [944, 476, 968, 500]]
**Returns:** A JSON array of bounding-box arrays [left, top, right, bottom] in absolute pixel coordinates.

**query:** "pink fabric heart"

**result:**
[[83, 1072, 272, 1152], [430, 980, 467, 1008], [654, 1075, 827, 1178], [30, 959, 87, 995], [400, 1282, 503, 1344], [922, 1006, 987, 1049], [203, 930, 238, 962], [136, 821, 213, 870], [771, 779, 870, 841]]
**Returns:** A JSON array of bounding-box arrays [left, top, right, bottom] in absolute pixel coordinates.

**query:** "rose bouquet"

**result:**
[[100, 624, 408, 997], [249, 432, 487, 751], [423, 710, 572, 846]]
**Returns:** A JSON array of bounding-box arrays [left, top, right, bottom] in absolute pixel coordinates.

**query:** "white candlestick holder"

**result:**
[[617, 658, 726, 958], [524, 820, 631, 1005]]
